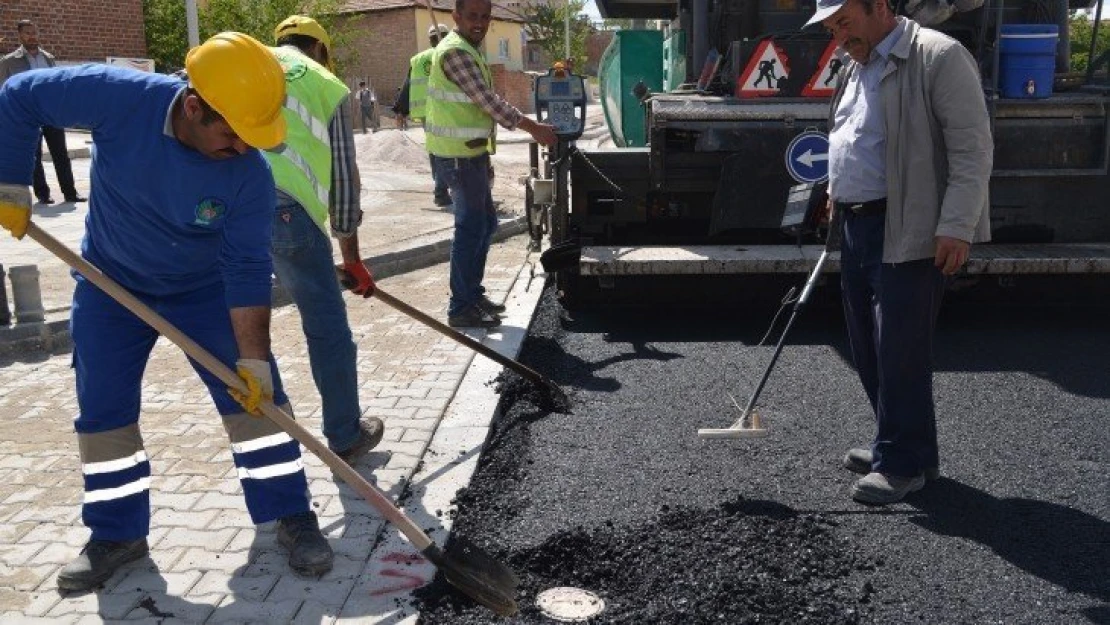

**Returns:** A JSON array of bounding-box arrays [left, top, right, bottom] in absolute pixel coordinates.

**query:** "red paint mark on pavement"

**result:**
[[369, 551, 433, 596]]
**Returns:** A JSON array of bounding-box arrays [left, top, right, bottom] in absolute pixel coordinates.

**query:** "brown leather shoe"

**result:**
[[448, 305, 501, 328], [336, 418, 385, 466]]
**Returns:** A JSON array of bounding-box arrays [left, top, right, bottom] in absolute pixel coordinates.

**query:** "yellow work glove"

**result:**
[[0, 184, 32, 240], [228, 358, 273, 417]]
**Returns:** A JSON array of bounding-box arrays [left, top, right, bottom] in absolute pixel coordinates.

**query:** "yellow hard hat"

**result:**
[[275, 15, 333, 69], [185, 32, 286, 150]]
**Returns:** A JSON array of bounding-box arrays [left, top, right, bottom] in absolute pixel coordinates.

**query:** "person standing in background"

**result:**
[[0, 19, 86, 205], [425, 0, 558, 327], [355, 80, 377, 133]]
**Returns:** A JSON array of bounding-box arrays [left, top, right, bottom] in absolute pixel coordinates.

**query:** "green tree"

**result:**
[[518, 0, 592, 71], [142, 0, 188, 73], [1069, 13, 1110, 73], [142, 0, 352, 74]]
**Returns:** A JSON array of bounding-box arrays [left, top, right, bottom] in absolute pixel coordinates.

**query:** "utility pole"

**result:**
[[186, 0, 200, 47], [564, 0, 571, 61]]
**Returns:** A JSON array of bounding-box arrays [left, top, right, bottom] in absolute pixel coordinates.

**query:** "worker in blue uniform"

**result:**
[[0, 32, 334, 590]]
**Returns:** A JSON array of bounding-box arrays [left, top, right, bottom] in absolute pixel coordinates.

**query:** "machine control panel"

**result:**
[[534, 66, 587, 140]]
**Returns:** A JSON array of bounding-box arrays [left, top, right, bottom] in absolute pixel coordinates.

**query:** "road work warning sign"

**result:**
[[801, 42, 845, 97], [736, 41, 791, 97]]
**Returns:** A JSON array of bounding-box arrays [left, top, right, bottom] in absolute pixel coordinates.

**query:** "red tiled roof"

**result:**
[[337, 0, 526, 22]]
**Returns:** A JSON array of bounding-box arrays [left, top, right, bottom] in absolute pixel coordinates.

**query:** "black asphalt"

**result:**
[[417, 279, 1110, 624]]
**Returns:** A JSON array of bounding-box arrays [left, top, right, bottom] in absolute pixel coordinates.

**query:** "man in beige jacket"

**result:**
[[808, 0, 992, 504]]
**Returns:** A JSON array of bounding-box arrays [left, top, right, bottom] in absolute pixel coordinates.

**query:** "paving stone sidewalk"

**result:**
[[0, 232, 538, 623]]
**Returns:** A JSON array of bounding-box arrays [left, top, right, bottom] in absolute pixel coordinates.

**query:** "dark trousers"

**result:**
[[840, 210, 947, 478], [432, 153, 497, 316], [33, 126, 78, 201]]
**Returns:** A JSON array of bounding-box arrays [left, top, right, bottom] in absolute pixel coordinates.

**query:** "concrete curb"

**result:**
[[42, 146, 91, 161], [0, 215, 530, 359]]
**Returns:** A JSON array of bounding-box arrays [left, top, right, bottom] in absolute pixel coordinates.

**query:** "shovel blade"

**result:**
[[423, 537, 520, 616], [538, 380, 572, 414]]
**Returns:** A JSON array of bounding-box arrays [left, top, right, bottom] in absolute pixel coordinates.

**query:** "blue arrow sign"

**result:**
[[784, 131, 829, 184]]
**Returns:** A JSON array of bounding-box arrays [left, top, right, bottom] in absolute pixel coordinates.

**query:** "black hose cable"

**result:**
[[758, 286, 799, 346]]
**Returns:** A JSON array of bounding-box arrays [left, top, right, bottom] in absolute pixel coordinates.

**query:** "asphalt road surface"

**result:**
[[416, 280, 1109, 624]]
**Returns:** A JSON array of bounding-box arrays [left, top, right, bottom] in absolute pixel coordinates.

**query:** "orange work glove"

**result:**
[[343, 261, 376, 298]]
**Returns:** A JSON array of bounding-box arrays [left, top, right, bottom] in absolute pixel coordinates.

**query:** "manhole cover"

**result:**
[[536, 586, 605, 622]]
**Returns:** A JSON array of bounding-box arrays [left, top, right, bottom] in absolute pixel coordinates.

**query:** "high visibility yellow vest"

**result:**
[[408, 47, 436, 122], [425, 32, 496, 158], [263, 46, 348, 232]]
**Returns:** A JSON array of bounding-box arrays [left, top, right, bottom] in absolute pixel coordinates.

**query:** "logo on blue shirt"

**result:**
[[194, 197, 227, 226]]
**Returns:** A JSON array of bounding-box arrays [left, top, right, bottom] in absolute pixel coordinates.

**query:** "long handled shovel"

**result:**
[[337, 268, 570, 412], [26, 222, 520, 616]]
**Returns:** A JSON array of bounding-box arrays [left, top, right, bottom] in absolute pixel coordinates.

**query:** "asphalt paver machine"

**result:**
[[527, 0, 1110, 309]]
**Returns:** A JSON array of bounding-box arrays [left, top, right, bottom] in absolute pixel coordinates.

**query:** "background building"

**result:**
[[337, 0, 533, 113]]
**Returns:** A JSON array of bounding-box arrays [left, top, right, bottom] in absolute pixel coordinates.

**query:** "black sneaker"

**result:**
[[448, 305, 501, 328], [477, 294, 507, 315], [336, 417, 385, 466], [57, 538, 149, 591], [844, 448, 940, 480], [277, 511, 333, 577]]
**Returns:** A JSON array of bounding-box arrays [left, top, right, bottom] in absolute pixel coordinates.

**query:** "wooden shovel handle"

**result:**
[[26, 223, 434, 551], [338, 267, 555, 389]]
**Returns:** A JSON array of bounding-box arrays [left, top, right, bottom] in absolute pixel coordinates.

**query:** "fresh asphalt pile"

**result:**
[[416, 281, 1110, 624]]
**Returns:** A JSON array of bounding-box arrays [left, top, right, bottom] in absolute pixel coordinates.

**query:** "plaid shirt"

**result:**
[[441, 47, 523, 130], [275, 93, 362, 238]]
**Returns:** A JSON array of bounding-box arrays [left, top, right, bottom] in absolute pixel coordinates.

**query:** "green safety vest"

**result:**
[[425, 32, 496, 158], [263, 46, 349, 232], [408, 47, 436, 122]]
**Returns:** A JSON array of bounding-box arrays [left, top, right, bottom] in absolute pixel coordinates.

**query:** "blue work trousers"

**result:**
[[433, 153, 498, 316], [839, 210, 947, 478], [70, 278, 307, 540], [271, 199, 362, 452]]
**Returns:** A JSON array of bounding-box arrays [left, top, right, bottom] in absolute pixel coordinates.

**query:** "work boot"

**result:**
[[477, 294, 507, 315], [448, 305, 501, 328], [57, 538, 149, 591], [336, 417, 385, 466], [851, 472, 926, 505], [277, 511, 333, 577], [843, 448, 940, 480]]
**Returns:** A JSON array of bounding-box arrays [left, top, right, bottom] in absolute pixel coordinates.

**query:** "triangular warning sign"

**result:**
[[802, 42, 846, 97], [736, 41, 791, 98]]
